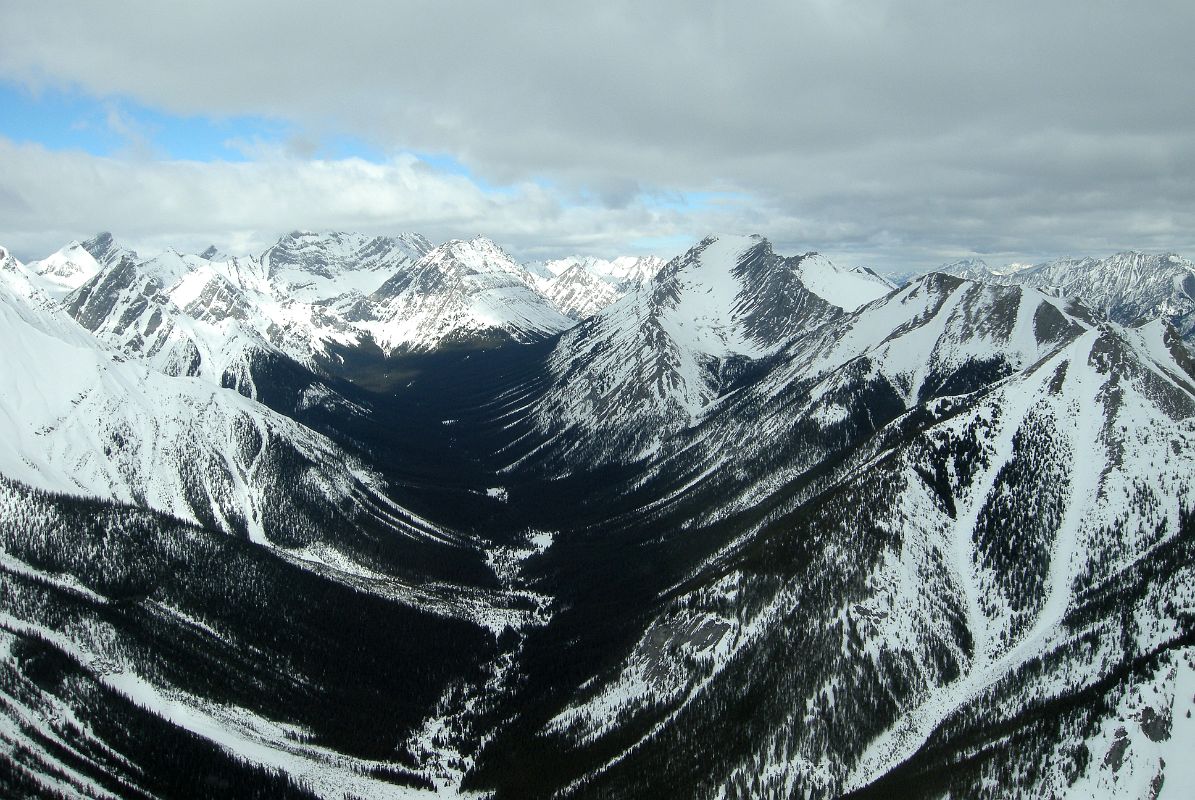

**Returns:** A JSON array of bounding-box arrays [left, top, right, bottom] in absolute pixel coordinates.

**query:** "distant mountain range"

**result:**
[[937, 251, 1195, 339], [1, 231, 1193, 799]]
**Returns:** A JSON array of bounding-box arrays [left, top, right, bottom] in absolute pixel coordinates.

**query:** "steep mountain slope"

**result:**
[[363, 237, 573, 353], [57, 233, 429, 377], [467, 273, 1195, 800], [261, 229, 432, 302], [537, 263, 620, 320], [528, 255, 666, 319], [0, 478, 498, 800], [527, 235, 886, 465], [943, 251, 1195, 340], [0, 245, 475, 565], [4, 230, 1195, 800], [0, 243, 536, 798], [60, 249, 288, 396], [26, 231, 576, 396]]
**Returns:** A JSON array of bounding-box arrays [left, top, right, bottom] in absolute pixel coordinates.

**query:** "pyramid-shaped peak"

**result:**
[[79, 231, 136, 268], [83, 231, 113, 248], [428, 236, 523, 271], [81, 231, 116, 258]]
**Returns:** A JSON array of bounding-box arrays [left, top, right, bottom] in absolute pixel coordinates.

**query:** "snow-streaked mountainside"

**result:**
[[0, 245, 439, 551], [3, 230, 1195, 800], [528, 254, 666, 319], [516, 274, 1195, 799], [261, 229, 433, 302], [21, 232, 665, 376], [362, 237, 573, 352], [529, 235, 890, 464], [19, 232, 586, 395], [535, 263, 620, 320], [531, 254, 666, 287], [941, 251, 1195, 341]]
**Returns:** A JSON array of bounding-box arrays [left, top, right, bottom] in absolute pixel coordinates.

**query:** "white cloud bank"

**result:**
[[2, 1, 1194, 268], [0, 138, 729, 261]]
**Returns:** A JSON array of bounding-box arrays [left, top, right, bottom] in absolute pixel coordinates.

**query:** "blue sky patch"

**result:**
[[0, 81, 386, 163]]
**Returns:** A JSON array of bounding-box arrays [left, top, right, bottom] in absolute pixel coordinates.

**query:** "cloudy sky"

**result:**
[[1, 1, 1193, 271]]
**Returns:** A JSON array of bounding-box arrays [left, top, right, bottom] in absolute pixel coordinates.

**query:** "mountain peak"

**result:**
[[937, 256, 997, 282], [261, 230, 431, 291], [80, 231, 135, 269], [942, 255, 990, 269], [365, 237, 571, 353], [82, 231, 114, 251], [427, 236, 526, 278]]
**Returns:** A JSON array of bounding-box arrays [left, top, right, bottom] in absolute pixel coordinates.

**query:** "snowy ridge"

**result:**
[[26, 239, 107, 297], [530, 254, 666, 286], [21, 231, 581, 388], [533, 266, 1195, 798], [16, 231, 675, 384], [766, 274, 1081, 406], [262, 229, 433, 302], [527, 255, 666, 319], [0, 255, 411, 549], [363, 236, 573, 353], [942, 250, 1195, 341], [793, 254, 894, 312], [4, 230, 1195, 799], [936, 256, 1000, 282], [529, 235, 893, 465]]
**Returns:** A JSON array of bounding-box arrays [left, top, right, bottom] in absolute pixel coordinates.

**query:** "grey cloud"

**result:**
[[1, 1, 1194, 271], [0, 140, 706, 263]]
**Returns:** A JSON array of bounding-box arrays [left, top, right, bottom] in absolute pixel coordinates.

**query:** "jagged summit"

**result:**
[[538, 262, 619, 320], [942, 249, 1195, 340], [20, 232, 138, 300], [938, 256, 995, 281], [363, 235, 572, 353], [538, 253, 666, 285], [1, 230, 1194, 799], [526, 252, 666, 318], [421, 235, 529, 279], [529, 234, 849, 464], [260, 229, 432, 290], [26, 241, 103, 296], [81, 230, 136, 268]]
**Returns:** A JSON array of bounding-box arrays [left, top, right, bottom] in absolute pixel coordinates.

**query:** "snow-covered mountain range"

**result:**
[[20, 232, 664, 386], [525, 255, 667, 319], [940, 251, 1195, 341], [529, 235, 894, 465], [360, 236, 573, 352], [2, 231, 1193, 800]]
